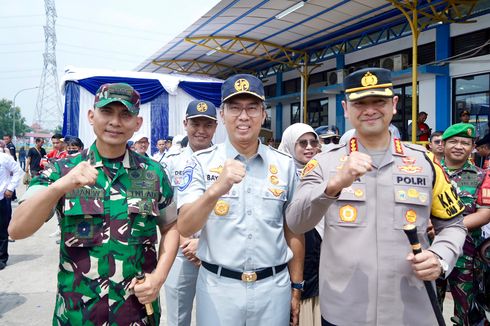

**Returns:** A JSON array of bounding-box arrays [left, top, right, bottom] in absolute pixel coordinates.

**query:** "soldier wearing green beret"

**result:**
[[9, 83, 179, 325], [438, 122, 490, 325]]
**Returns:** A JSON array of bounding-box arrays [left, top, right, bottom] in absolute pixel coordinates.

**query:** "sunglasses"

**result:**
[[297, 139, 320, 149], [323, 137, 340, 144], [432, 139, 442, 145]]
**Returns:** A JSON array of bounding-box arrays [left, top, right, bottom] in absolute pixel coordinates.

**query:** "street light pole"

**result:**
[[12, 86, 39, 142]]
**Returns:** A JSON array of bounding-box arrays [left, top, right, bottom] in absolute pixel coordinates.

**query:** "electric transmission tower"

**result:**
[[35, 0, 62, 130]]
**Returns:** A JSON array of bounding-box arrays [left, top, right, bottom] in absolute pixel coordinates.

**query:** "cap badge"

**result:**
[[361, 72, 378, 87], [234, 78, 250, 92], [467, 128, 472, 136], [197, 102, 208, 112]]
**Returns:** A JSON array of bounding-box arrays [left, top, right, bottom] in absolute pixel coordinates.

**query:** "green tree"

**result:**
[[0, 98, 31, 137]]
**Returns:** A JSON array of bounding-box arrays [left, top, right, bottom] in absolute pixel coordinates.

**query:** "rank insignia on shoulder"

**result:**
[[210, 165, 223, 174], [214, 200, 229, 216], [349, 138, 358, 153], [394, 139, 404, 155], [339, 205, 357, 223], [301, 159, 318, 178]]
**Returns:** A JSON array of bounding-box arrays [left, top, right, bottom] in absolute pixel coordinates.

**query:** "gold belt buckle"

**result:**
[[241, 271, 257, 282]]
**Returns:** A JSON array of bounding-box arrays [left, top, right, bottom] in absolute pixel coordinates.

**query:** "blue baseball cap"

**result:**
[[186, 100, 217, 120], [221, 74, 265, 102]]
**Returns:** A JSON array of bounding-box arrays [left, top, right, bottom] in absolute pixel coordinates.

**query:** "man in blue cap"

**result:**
[[286, 68, 467, 325], [438, 123, 490, 325], [163, 99, 218, 326], [177, 74, 304, 326]]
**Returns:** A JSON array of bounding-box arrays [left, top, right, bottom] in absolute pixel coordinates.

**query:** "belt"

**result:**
[[201, 261, 288, 282]]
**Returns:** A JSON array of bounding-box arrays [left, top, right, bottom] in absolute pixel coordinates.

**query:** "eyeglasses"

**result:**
[[296, 139, 320, 148], [432, 139, 442, 145], [323, 137, 339, 145], [226, 104, 262, 117]]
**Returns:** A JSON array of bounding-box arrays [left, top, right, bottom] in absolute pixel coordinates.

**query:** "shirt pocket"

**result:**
[[326, 183, 367, 228], [393, 185, 430, 230], [208, 190, 239, 220], [62, 195, 105, 247], [262, 186, 288, 222], [127, 197, 159, 245]]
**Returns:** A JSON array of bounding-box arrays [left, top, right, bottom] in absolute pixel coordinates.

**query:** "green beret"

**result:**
[[442, 123, 475, 140]]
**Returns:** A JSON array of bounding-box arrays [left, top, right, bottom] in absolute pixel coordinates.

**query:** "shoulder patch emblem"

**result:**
[[301, 159, 318, 178]]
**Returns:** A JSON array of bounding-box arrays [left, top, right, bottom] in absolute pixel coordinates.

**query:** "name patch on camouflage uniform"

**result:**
[[66, 188, 104, 199]]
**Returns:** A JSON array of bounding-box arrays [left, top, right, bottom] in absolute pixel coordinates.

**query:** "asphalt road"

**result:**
[[0, 183, 454, 325]]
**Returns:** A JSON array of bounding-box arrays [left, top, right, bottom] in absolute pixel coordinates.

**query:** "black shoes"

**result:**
[[0, 261, 6, 270]]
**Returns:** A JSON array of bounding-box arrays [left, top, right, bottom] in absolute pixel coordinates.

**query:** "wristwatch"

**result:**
[[291, 281, 305, 291], [438, 258, 449, 278]]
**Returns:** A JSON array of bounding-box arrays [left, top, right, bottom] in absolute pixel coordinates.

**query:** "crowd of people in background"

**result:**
[[2, 70, 490, 326]]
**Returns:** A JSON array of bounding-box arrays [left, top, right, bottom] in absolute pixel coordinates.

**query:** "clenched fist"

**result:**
[[211, 159, 246, 197], [326, 151, 372, 196], [55, 161, 98, 194]]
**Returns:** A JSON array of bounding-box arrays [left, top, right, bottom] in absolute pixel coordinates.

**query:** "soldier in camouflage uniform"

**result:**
[[438, 123, 490, 325], [9, 83, 179, 325]]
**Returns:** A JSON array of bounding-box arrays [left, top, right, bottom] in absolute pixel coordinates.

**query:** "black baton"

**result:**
[[403, 224, 446, 326], [136, 273, 156, 326]]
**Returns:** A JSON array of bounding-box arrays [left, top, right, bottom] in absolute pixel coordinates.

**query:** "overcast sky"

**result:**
[[0, 0, 220, 127]]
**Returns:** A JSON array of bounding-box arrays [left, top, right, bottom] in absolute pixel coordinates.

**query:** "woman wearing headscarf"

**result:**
[[278, 123, 322, 326]]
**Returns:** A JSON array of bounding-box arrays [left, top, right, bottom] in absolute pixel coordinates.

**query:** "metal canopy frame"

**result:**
[[139, 0, 485, 128]]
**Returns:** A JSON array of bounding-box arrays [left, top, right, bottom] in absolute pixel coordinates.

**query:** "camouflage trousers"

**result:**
[[437, 248, 487, 325]]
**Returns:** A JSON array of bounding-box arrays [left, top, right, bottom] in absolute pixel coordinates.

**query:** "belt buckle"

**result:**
[[241, 271, 257, 282]]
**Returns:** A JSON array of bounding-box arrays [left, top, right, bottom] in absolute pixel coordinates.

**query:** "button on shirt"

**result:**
[[0, 152, 23, 200], [177, 139, 298, 270]]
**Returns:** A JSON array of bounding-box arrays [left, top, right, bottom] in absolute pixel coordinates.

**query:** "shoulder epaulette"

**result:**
[[270, 146, 293, 158], [194, 144, 217, 156], [323, 142, 346, 153], [403, 142, 428, 153], [165, 152, 180, 158]]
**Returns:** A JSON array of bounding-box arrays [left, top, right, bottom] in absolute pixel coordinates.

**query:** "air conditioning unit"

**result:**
[[380, 54, 408, 71], [326, 69, 347, 86]]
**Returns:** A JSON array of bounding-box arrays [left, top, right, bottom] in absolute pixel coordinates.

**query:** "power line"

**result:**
[[57, 23, 168, 42], [57, 16, 174, 36]]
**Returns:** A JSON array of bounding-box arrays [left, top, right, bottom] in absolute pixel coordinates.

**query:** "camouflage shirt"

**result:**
[[27, 142, 173, 326], [440, 159, 489, 266]]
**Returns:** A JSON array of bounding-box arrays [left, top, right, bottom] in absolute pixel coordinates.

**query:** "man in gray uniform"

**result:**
[[163, 99, 218, 326], [286, 67, 467, 326], [177, 74, 304, 326]]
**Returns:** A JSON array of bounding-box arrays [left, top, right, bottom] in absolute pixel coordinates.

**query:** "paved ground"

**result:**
[[1, 183, 454, 325]]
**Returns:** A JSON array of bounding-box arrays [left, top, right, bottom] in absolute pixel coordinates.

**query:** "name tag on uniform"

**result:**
[[66, 188, 104, 199], [393, 175, 429, 186], [458, 173, 479, 188]]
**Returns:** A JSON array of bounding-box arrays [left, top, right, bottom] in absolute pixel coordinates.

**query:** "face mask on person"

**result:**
[[67, 150, 79, 155]]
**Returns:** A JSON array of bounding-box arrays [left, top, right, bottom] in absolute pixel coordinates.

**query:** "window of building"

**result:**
[[393, 83, 419, 140], [291, 102, 301, 124], [453, 73, 490, 138], [283, 78, 301, 94], [264, 84, 276, 98], [290, 98, 328, 127]]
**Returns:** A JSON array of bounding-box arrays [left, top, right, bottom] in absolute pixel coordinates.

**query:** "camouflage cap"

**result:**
[[94, 83, 141, 115], [441, 123, 475, 140]]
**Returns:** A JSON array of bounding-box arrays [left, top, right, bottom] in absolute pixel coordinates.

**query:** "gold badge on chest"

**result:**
[[214, 200, 229, 216]]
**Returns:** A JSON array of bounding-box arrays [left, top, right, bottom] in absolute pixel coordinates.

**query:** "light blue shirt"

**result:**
[[178, 139, 298, 270]]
